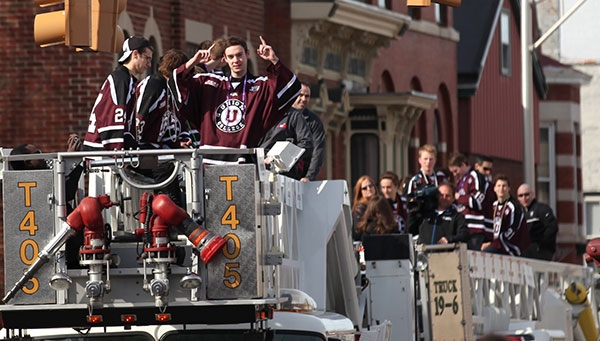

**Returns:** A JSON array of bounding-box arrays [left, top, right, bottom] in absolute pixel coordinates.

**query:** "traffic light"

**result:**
[[90, 0, 126, 53], [34, 0, 91, 48], [407, 0, 462, 6]]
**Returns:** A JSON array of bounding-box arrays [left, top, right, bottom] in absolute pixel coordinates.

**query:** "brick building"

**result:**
[[2, 0, 459, 183], [454, 0, 587, 262], [0, 0, 460, 293], [0, 1, 585, 299]]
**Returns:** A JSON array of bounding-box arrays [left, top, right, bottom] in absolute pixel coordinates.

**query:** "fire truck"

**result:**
[[0, 146, 598, 340]]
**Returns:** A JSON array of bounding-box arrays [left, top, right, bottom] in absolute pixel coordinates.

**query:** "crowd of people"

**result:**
[[352, 144, 559, 261], [11, 35, 325, 204], [10, 34, 558, 263], [75, 34, 325, 180]]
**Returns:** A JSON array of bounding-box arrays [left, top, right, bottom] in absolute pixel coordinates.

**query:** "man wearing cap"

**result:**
[[84, 36, 153, 151], [174, 36, 301, 150]]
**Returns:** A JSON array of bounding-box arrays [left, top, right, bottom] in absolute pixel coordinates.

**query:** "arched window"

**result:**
[[433, 111, 440, 148], [410, 76, 422, 92], [409, 77, 424, 173], [436, 83, 453, 163], [147, 36, 158, 76], [381, 71, 394, 92]]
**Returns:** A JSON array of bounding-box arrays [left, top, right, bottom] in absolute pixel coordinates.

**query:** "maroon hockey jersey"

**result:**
[[173, 61, 301, 148], [488, 197, 530, 256], [405, 170, 448, 195], [455, 168, 492, 235], [135, 73, 183, 149], [84, 65, 137, 150]]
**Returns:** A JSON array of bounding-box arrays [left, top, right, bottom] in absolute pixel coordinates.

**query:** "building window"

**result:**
[[377, 0, 392, 9], [302, 46, 318, 67], [350, 133, 380, 187], [500, 9, 511, 76], [408, 7, 421, 20], [324, 52, 342, 72], [538, 123, 556, 211], [348, 57, 366, 77], [585, 197, 600, 237], [434, 4, 447, 26], [433, 112, 440, 149]]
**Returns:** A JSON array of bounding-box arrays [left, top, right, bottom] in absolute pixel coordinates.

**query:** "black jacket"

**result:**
[[525, 199, 558, 253], [258, 108, 313, 180], [301, 109, 326, 180], [417, 206, 470, 245]]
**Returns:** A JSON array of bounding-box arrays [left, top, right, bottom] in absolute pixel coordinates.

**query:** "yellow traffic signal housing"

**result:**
[[407, 0, 462, 6], [90, 0, 126, 53], [407, 0, 430, 5], [34, 0, 91, 48]]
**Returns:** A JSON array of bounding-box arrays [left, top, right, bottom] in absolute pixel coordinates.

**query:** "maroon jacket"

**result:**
[[174, 62, 301, 148], [455, 168, 493, 235]]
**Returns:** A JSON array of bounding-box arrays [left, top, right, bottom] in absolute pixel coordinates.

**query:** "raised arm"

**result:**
[[183, 46, 213, 72], [256, 36, 279, 65]]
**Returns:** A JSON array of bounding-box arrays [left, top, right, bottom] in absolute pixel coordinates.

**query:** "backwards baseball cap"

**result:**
[[118, 36, 151, 64]]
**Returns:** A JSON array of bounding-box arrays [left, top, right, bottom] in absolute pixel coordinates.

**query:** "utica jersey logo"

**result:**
[[216, 99, 246, 133]]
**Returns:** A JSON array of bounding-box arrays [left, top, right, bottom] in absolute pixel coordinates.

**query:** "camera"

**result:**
[[407, 185, 439, 214]]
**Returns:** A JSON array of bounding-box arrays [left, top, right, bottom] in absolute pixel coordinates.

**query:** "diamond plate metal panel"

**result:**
[[205, 164, 262, 299], [3, 170, 56, 304]]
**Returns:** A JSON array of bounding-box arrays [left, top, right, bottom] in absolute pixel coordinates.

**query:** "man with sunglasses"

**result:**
[[448, 153, 495, 250], [474, 155, 494, 182], [84, 36, 154, 151], [517, 183, 558, 261], [474, 155, 497, 239]]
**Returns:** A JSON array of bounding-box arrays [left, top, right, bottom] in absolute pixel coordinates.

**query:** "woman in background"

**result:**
[[352, 175, 378, 229], [354, 195, 399, 241]]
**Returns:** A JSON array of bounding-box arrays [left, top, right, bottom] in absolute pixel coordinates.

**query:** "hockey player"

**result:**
[[482, 175, 530, 256], [173, 36, 301, 149], [84, 36, 153, 151], [136, 49, 190, 149], [405, 144, 448, 236], [134, 49, 191, 207], [448, 153, 494, 250]]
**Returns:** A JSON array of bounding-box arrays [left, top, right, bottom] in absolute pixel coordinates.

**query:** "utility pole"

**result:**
[[521, 0, 535, 191], [521, 0, 588, 193]]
